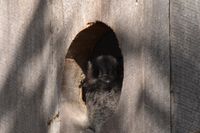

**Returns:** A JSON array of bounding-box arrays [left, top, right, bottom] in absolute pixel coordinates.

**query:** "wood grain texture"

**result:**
[[109, 0, 170, 132], [142, 0, 170, 132], [60, 58, 87, 133], [171, 0, 200, 133], [0, 0, 63, 132]]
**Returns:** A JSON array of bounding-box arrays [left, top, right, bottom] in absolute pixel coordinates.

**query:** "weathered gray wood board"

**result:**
[[142, 1, 170, 132], [171, 0, 200, 133], [61, 58, 87, 133], [0, 0, 64, 132], [112, 0, 170, 132]]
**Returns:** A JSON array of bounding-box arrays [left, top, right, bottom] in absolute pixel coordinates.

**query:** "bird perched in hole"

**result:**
[[82, 55, 122, 133]]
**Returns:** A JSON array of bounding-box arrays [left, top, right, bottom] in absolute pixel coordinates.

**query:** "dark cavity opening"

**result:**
[[66, 21, 124, 102]]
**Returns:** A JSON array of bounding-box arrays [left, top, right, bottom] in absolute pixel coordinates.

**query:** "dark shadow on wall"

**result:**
[[0, 1, 49, 132], [0, 0, 69, 132]]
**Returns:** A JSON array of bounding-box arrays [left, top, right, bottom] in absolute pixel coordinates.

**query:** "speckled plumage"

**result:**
[[82, 55, 121, 133]]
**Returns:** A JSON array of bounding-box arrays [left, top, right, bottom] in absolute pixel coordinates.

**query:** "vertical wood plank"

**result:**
[[101, 0, 170, 133], [142, 0, 170, 132], [171, 0, 200, 132], [48, 0, 65, 132], [0, 0, 61, 132]]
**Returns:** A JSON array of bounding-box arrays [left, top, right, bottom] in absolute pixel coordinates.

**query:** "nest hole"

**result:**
[[65, 21, 124, 104]]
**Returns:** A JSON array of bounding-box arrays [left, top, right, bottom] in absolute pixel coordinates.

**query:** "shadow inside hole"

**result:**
[[66, 21, 123, 78], [65, 21, 123, 103]]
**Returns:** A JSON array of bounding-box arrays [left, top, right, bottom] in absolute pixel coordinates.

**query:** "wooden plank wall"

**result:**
[[171, 0, 200, 133], [0, 0, 64, 133], [0, 0, 200, 133]]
